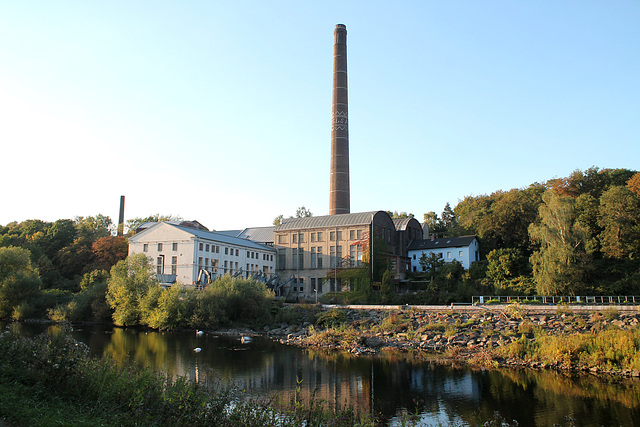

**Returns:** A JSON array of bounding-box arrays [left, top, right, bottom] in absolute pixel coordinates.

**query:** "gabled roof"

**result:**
[[407, 235, 477, 251], [131, 222, 275, 252], [216, 227, 275, 243], [274, 211, 381, 231]]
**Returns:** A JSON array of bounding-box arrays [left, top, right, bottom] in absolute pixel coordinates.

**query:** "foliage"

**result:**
[[0, 246, 42, 318], [529, 190, 593, 295], [125, 214, 182, 235], [106, 253, 158, 326], [598, 186, 640, 259]]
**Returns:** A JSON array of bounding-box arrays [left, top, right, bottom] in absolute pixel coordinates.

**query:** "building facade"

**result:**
[[273, 211, 423, 300], [128, 222, 276, 287], [407, 235, 479, 271]]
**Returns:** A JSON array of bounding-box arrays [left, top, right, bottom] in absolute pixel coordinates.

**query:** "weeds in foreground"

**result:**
[[0, 328, 377, 426]]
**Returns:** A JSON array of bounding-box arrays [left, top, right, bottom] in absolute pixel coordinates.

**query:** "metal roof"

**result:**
[[173, 225, 275, 251], [407, 235, 478, 251], [237, 226, 275, 243], [274, 211, 381, 231], [392, 217, 416, 231], [132, 222, 276, 252]]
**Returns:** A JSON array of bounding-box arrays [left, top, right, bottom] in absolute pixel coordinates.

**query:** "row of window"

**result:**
[[291, 277, 343, 294], [198, 241, 273, 261], [144, 243, 179, 252], [278, 229, 365, 245], [412, 250, 464, 261], [277, 245, 364, 269]]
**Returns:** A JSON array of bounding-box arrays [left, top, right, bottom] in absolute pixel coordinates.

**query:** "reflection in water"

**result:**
[[5, 323, 640, 426]]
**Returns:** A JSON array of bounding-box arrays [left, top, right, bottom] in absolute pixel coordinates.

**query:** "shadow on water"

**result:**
[[5, 322, 640, 426]]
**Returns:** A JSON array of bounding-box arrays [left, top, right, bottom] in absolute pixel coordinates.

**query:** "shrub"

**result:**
[[315, 308, 347, 328]]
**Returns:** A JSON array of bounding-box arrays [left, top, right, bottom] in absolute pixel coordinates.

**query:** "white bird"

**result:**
[[196, 330, 204, 336], [241, 336, 252, 343], [193, 347, 202, 353]]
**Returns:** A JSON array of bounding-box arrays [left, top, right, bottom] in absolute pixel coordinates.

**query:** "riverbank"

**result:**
[[264, 304, 640, 377]]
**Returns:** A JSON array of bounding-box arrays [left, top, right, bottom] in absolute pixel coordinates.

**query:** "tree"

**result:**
[[528, 190, 592, 295], [387, 211, 414, 219], [627, 172, 640, 197], [74, 215, 114, 240], [295, 206, 313, 218], [598, 186, 640, 259], [419, 252, 445, 279], [92, 236, 128, 271], [125, 215, 182, 235], [106, 253, 158, 326], [273, 215, 284, 226], [0, 246, 42, 318]]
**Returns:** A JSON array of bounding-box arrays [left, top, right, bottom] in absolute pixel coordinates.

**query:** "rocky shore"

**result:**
[[264, 305, 640, 377]]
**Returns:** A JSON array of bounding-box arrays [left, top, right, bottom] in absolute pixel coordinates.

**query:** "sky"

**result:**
[[1, 1, 638, 231]]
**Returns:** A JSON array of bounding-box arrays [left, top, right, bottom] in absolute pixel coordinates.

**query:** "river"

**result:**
[[6, 322, 640, 426]]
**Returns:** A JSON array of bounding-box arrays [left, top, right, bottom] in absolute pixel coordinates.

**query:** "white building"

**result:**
[[407, 235, 479, 271], [128, 222, 276, 287]]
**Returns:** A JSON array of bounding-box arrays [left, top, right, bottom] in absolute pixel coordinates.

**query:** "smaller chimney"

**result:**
[[117, 195, 125, 236]]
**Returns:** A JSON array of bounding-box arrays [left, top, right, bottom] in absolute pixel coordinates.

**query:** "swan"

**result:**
[[196, 330, 204, 336], [241, 336, 252, 343], [193, 347, 202, 353]]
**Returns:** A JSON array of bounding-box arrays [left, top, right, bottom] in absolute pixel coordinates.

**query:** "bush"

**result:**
[[315, 309, 347, 328]]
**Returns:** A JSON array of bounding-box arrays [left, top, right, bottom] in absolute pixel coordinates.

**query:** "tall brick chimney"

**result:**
[[329, 24, 350, 215]]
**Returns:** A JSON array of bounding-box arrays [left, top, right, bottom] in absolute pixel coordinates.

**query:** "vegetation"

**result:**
[[0, 327, 378, 426]]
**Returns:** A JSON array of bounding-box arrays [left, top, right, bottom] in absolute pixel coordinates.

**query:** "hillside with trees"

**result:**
[[417, 167, 640, 300], [0, 167, 639, 323]]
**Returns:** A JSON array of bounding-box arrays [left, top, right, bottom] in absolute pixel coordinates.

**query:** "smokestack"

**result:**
[[329, 23, 350, 215], [117, 195, 125, 236]]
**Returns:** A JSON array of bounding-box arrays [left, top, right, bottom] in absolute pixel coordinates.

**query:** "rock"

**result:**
[[365, 337, 384, 348]]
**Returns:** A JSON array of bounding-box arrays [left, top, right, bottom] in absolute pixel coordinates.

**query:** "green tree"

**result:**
[[0, 246, 42, 318], [273, 215, 284, 226], [528, 190, 592, 295], [295, 206, 313, 218], [125, 215, 182, 235], [74, 215, 114, 240], [106, 253, 158, 326], [598, 186, 640, 259]]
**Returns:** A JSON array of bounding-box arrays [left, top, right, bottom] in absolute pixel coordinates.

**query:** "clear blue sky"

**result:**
[[1, 1, 638, 230]]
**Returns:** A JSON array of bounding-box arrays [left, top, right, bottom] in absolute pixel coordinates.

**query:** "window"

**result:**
[[311, 277, 316, 291], [172, 243, 178, 251], [459, 251, 464, 257], [247, 251, 250, 257], [235, 249, 239, 256], [357, 229, 362, 239], [330, 231, 335, 241], [199, 257, 203, 267], [412, 254, 416, 260], [205, 258, 209, 266], [292, 249, 298, 269], [317, 232, 323, 241], [216, 246, 220, 253], [277, 249, 286, 269], [317, 247, 323, 268], [143, 244, 148, 252], [337, 246, 342, 266], [299, 233, 304, 243], [330, 246, 335, 267], [350, 246, 356, 267], [205, 244, 210, 252], [311, 247, 317, 268], [437, 253, 443, 259], [158, 243, 163, 251], [292, 233, 297, 244], [350, 230, 355, 240], [171, 256, 177, 275], [447, 252, 451, 259], [225, 247, 229, 255], [278, 235, 287, 244], [157, 256, 164, 274], [311, 233, 316, 242], [199, 243, 203, 251]]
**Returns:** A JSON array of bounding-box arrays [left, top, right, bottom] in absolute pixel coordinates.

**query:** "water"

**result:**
[[5, 322, 640, 426]]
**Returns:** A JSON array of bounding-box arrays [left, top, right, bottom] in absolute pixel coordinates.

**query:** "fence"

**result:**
[[471, 295, 640, 305]]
